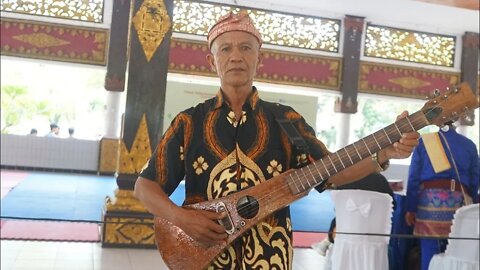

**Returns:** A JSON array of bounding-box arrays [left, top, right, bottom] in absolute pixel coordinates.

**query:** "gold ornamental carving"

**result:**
[[119, 114, 152, 174], [105, 189, 148, 212], [132, 0, 171, 62], [12, 33, 70, 48], [99, 138, 120, 173], [388, 77, 431, 90], [103, 216, 155, 245]]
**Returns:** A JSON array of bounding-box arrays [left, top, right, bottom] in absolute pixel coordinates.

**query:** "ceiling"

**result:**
[[206, 0, 479, 34], [414, 0, 479, 11]]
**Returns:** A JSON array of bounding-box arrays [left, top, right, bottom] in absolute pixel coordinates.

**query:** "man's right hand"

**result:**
[[174, 207, 228, 247], [405, 211, 416, 226]]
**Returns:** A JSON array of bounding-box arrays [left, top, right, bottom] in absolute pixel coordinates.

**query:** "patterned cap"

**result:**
[[207, 12, 262, 50]]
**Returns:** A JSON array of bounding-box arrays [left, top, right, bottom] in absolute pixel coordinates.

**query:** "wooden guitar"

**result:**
[[154, 82, 478, 270]]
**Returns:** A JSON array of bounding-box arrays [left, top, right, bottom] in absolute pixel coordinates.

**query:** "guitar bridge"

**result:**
[[216, 202, 235, 235]]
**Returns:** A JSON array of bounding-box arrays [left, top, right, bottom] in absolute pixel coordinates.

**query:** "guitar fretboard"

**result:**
[[287, 110, 428, 194]]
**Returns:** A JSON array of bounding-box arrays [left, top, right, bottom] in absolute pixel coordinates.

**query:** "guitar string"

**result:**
[[230, 94, 463, 223], [232, 115, 428, 219], [231, 90, 464, 219]]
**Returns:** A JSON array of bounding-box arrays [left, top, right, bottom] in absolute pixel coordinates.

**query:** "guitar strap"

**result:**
[[262, 101, 310, 154], [262, 101, 331, 192]]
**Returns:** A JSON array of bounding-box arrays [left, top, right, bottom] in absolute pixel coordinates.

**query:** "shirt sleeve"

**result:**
[[139, 113, 188, 196]]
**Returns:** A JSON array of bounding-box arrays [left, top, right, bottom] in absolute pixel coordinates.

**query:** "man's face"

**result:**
[[207, 31, 262, 88]]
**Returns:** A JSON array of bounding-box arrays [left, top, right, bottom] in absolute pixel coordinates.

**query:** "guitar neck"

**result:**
[[287, 110, 428, 194]]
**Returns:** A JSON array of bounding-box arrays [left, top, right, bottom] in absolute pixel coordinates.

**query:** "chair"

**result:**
[[330, 190, 393, 270], [428, 203, 480, 270]]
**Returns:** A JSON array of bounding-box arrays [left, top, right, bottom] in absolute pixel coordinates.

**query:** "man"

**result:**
[[134, 12, 419, 269], [45, 123, 60, 137], [68, 127, 75, 138], [405, 121, 479, 270]]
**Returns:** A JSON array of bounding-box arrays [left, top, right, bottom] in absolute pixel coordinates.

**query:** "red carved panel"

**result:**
[[169, 39, 341, 90], [1, 18, 108, 65], [359, 62, 460, 99]]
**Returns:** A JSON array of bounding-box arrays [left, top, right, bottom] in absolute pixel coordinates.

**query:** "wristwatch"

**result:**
[[371, 152, 390, 172]]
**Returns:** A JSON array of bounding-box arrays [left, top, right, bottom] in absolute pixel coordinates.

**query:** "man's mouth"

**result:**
[[228, 68, 245, 72]]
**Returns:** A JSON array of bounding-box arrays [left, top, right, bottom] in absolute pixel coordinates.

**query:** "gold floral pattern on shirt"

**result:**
[[227, 110, 247, 127], [267, 160, 283, 176], [179, 146, 184, 161], [296, 153, 308, 166], [193, 156, 208, 175]]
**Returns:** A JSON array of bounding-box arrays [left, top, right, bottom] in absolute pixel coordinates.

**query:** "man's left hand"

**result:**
[[383, 111, 420, 160]]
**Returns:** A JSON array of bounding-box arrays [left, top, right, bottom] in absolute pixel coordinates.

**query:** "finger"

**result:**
[[203, 228, 228, 241], [396, 110, 409, 120], [203, 209, 226, 220]]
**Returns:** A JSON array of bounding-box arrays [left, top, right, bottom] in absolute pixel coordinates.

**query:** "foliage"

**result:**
[[1, 85, 60, 133]]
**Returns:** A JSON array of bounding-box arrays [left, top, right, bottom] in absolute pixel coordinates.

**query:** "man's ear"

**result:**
[[257, 51, 264, 69], [206, 53, 216, 72]]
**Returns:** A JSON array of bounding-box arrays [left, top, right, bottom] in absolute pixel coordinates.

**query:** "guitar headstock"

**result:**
[[421, 82, 479, 127]]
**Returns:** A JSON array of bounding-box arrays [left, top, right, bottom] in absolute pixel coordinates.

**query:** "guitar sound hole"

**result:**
[[236, 195, 259, 219]]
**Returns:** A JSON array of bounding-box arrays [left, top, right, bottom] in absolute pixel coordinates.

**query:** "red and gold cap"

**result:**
[[207, 12, 262, 50]]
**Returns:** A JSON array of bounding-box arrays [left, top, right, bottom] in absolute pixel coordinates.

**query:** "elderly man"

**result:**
[[134, 12, 419, 269]]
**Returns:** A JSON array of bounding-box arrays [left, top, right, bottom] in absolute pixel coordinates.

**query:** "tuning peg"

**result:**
[[451, 112, 458, 118], [433, 89, 440, 96], [453, 87, 459, 93]]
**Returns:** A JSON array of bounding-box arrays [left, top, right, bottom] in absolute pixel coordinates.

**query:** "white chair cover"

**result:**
[[429, 203, 480, 270], [330, 190, 393, 270]]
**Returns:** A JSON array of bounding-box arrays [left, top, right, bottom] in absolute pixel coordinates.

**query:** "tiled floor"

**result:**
[[1, 240, 325, 270]]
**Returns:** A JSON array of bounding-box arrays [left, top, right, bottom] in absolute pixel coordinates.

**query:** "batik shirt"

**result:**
[[140, 87, 329, 269]]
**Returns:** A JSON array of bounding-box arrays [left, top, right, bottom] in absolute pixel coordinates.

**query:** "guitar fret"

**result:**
[[312, 162, 325, 180], [383, 129, 392, 144], [372, 133, 381, 150], [336, 152, 346, 169], [352, 143, 362, 160], [299, 167, 309, 187], [393, 123, 402, 136], [320, 159, 331, 177], [327, 155, 338, 173], [406, 117, 415, 131], [306, 165, 314, 187], [296, 170, 306, 190], [361, 138, 372, 155], [289, 174, 300, 193], [344, 147, 354, 165]]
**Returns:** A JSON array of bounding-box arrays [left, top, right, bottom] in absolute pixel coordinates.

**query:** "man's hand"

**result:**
[[405, 211, 416, 226], [174, 207, 228, 247], [383, 111, 420, 160]]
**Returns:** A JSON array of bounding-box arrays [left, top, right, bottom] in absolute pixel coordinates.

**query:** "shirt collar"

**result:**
[[213, 86, 260, 111]]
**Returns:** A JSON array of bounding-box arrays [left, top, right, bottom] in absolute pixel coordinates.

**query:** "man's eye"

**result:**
[[221, 47, 230, 52], [241, 46, 251, 51]]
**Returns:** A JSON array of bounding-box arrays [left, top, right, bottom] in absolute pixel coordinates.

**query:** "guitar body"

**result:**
[[154, 175, 307, 270], [154, 83, 478, 270]]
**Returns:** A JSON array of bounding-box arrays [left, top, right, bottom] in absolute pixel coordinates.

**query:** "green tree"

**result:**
[[1, 85, 57, 133], [1, 85, 29, 133], [354, 100, 391, 139]]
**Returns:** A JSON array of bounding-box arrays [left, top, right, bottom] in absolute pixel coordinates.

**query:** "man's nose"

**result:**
[[229, 47, 243, 61]]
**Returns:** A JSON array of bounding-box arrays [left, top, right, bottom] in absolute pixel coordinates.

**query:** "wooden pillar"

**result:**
[[459, 32, 479, 126], [334, 15, 364, 114], [102, 0, 174, 248], [99, 0, 131, 175]]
